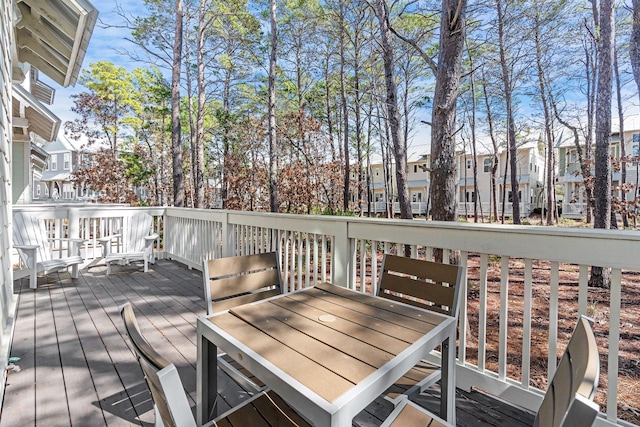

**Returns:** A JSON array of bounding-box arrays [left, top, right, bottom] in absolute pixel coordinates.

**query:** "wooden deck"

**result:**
[[0, 259, 535, 426]]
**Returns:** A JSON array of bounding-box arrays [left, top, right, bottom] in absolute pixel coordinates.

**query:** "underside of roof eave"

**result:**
[[12, 83, 61, 142], [15, 0, 99, 88], [65, 1, 98, 87]]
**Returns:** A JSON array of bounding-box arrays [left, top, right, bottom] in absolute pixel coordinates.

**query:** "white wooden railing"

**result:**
[[562, 202, 588, 218], [11, 205, 640, 427]]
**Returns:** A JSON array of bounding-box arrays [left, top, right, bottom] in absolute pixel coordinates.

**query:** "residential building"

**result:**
[[367, 141, 545, 218], [33, 133, 80, 201], [557, 114, 640, 218], [1, 0, 98, 405], [367, 153, 430, 215]]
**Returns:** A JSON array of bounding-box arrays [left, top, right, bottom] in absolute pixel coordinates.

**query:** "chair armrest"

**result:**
[[143, 233, 159, 243], [14, 245, 40, 250], [97, 234, 122, 257], [14, 245, 38, 269]]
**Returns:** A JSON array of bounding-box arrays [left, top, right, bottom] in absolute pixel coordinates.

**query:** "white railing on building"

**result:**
[[562, 202, 588, 218], [458, 202, 533, 218], [11, 205, 638, 427]]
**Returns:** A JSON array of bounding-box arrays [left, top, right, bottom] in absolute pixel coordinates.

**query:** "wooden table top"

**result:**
[[207, 282, 450, 405]]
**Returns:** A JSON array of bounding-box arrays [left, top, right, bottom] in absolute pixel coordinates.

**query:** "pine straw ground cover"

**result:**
[[464, 254, 640, 425]]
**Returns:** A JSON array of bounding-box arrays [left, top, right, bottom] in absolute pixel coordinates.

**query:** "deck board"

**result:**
[[1, 259, 534, 427]]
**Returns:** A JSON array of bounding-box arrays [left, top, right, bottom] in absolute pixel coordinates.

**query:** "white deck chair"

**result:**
[[99, 212, 158, 274], [382, 316, 600, 427], [13, 212, 85, 289]]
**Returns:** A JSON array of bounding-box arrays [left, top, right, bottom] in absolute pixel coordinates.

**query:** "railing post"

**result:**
[[221, 212, 234, 257], [331, 220, 351, 288], [68, 208, 79, 239]]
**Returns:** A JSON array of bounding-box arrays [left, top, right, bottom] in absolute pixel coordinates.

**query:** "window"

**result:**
[[375, 168, 380, 176], [45, 159, 49, 171], [465, 191, 476, 202], [44, 186, 49, 196], [64, 153, 70, 170], [483, 158, 492, 173], [51, 155, 57, 171], [466, 159, 472, 169], [414, 165, 417, 173], [63, 184, 73, 199], [35, 185, 40, 197], [633, 141, 639, 166]]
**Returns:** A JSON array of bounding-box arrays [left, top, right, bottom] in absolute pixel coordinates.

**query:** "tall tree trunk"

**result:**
[[614, 45, 627, 228], [590, 0, 614, 288], [496, 0, 520, 224], [632, 0, 640, 105], [481, 67, 499, 222], [194, 2, 207, 209], [430, 0, 467, 222], [467, 42, 480, 222], [184, 8, 196, 208], [630, 0, 640, 224], [376, 0, 411, 220], [339, 0, 350, 212], [584, 39, 597, 224], [171, 0, 184, 207], [532, 0, 555, 225], [268, 0, 278, 212]]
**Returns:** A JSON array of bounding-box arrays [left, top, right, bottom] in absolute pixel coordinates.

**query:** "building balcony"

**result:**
[[5, 205, 639, 427]]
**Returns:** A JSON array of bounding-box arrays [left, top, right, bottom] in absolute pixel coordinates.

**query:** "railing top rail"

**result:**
[[15, 205, 640, 271]]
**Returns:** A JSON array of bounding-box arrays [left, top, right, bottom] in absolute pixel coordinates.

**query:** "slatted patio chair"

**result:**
[[382, 316, 600, 427], [99, 212, 158, 275], [13, 211, 85, 289], [376, 254, 464, 406], [120, 302, 308, 427], [202, 252, 283, 392]]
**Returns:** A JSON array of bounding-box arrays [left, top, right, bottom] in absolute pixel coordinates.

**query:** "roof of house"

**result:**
[[43, 133, 76, 153]]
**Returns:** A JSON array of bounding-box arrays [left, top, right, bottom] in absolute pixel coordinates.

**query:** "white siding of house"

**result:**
[[0, 0, 18, 407]]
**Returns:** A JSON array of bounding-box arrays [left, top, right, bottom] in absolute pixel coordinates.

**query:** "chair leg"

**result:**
[[71, 264, 79, 279], [29, 269, 37, 289]]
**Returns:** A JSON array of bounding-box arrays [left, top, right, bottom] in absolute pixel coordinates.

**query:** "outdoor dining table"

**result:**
[[196, 282, 458, 426]]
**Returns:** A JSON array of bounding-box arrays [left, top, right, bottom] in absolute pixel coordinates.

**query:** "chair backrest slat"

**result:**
[[377, 254, 463, 317], [124, 212, 153, 253], [534, 316, 600, 427], [120, 303, 176, 427], [204, 252, 283, 316], [13, 212, 52, 263]]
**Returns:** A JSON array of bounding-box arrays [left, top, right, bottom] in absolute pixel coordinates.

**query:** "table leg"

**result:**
[[197, 327, 218, 425], [440, 331, 457, 425]]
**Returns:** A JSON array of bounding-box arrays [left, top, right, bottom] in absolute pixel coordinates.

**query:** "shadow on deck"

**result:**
[[0, 259, 534, 426]]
